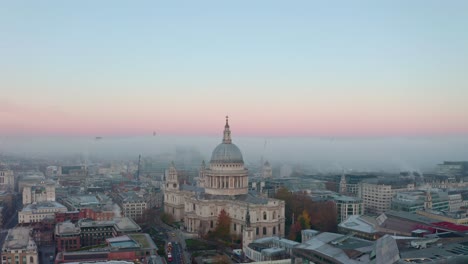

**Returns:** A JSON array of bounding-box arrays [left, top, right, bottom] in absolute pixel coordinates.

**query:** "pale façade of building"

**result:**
[[164, 117, 285, 239]]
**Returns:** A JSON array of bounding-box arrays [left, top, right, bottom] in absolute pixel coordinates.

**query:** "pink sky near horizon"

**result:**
[[1, 97, 467, 137], [2, 1, 468, 138]]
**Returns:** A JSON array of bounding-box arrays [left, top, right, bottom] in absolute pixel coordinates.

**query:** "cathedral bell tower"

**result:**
[[197, 160, 206, 188], [166, 161, 179, 191]]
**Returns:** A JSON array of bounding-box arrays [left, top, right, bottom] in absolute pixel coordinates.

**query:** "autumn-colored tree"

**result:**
[[298, 210, 311, 230], [309, 201, 337, 232], [275, 187, 338, 234], [287, 221, 302, 241], [212, 209, 231, 241]]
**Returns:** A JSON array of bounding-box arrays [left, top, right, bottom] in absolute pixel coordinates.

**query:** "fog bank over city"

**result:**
[[1, 135, 467, 173]]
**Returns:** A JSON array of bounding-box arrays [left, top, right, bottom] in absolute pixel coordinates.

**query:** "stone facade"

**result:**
[[0, 169, 15, 191], [164, 118, 285, 239], [22, 181, 56, 205], [1, 227, 38, 264]]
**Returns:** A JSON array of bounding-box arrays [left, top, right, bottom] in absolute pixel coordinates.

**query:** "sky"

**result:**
[[1, 1, 468, 137]]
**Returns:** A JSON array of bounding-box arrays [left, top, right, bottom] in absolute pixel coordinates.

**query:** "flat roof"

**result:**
[[22, 201, 67, 212], [113, 217, 141, 232], [128, 233, 157, 249], [79, 220, 115, 227], [339, 215, 376, 234], [2, 227, 36, 251]]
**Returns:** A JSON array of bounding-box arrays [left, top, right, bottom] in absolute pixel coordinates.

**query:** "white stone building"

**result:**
[[18, 201, 67, 224], [1, 227, 38, 264], [164, 117, 285, 239], [114, 192, 148, 220], [361, 182, 414, 215], [22, 180, 56, 205], [0, 168, 14, 191]]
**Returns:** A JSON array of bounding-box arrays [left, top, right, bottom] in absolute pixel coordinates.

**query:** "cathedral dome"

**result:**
[[210, 116, 244, 164], [210, 143, 243, 164]]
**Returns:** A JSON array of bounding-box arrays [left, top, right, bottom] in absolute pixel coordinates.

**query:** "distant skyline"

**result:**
[[1, 1, 468, 137]]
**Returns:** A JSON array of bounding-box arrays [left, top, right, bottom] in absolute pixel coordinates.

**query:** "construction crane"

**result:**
[[136, 154, 141, 182]]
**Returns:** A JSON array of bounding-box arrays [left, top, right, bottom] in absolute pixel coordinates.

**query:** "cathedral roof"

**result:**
[[210, 143, 244, 164], [210, 116, 244, 164], [202, 191, 270, 205]]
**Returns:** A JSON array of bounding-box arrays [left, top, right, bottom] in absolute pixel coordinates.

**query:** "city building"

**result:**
[[164, 118, 285, 239], [448, 192, 463, 212], [78, 220, 115, 247], [113, 217, 141, 236], [1, 227, 38, 264], [54, 234, 157, 264], [243, 236, 298, 262], [361, 181, 414, 215], [55, 208, 115, 223], [60, 195, 102, 211], [18, 173, 46, 193], [437, 161, 468, 179], [391, 189, 449, 213], [18, 201, 68, 224], [22, 180, 56, 205], [0, 168, 15, 191], [55, 221, 81, 251], [338, 215, 379, 240], [262, 161, 272, 178], [416, 209, 468, 225], [113, 192, 147, 220], [58, 165, 87, 186], [55, 217, 141, 249], [45, 166, 60, 178], [330, 194, 364, 223]]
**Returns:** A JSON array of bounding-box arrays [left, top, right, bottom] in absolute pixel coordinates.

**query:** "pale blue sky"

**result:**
[[1, 1, 467, 136]]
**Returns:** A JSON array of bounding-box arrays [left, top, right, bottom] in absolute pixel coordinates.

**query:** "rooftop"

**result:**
[[113, 217, 141, 232], [339, 215, 376, 234], [127, 233, 157, 249], [56, 221, 80, 235], [107, 236, 139, 249], [2, 227, 36, 251], [295, 232, 373, 264], [202, 191, 272, 205], [79, 220, 115, 228], [22, 201, 67, 212]]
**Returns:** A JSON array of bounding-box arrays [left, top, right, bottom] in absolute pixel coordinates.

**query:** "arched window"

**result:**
[[30, 257, 34, 263], [263, 212, 267, 220], [273, 227, 276, 235], [263, 227, 267, 235]]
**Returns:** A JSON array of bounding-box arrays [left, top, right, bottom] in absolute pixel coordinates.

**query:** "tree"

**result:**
[[212, 209, 231, 241], [309, 201, 337, 232], [161, 212, 175, 225], [288, 221, 302, 241], [275, 187, 339, 235], [212, 254, 230, 264], [298, 210, 311, 230]]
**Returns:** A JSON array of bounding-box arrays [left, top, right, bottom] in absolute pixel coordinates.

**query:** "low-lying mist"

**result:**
[[0, 135, 467, 173]]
